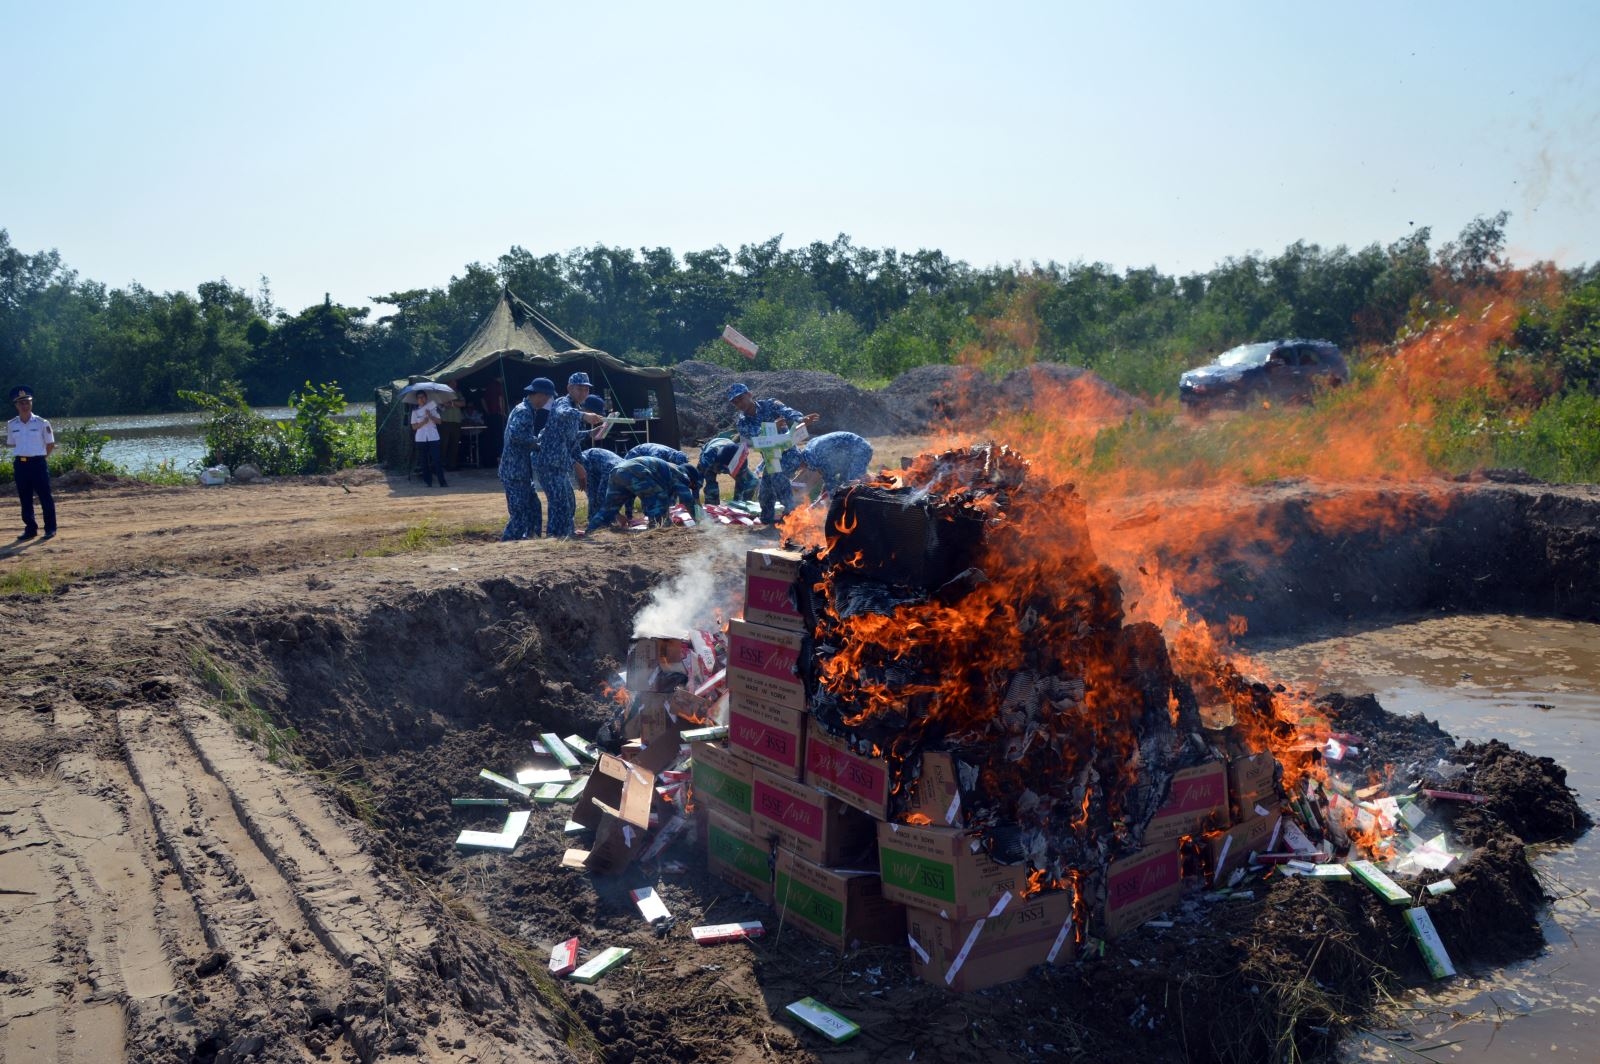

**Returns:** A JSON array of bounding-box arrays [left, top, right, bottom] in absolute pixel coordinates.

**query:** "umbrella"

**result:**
[[399, 381, 456, 400]]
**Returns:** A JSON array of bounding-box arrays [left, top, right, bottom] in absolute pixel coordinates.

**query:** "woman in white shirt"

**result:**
[[410, 396, 447, 487]]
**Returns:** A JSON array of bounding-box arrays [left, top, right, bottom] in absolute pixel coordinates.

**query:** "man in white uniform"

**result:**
[[4, 385, 57, 540]]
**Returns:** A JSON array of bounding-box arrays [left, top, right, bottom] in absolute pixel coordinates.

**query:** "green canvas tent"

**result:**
[[375, 288, 678, 470]]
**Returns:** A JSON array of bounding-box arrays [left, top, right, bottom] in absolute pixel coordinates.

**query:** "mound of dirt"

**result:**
[[1448, 738, 1593, 846], [670, 360, 907, 444]]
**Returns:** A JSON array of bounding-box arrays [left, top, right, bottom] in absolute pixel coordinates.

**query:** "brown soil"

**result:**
[[0, 462, 1591, 1063]]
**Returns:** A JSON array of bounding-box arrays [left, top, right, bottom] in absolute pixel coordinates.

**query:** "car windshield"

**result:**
[[1214, 342, 1277, 369]]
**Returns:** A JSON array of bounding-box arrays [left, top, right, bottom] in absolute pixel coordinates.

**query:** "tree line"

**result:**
[[1, 215, 1593, 417]]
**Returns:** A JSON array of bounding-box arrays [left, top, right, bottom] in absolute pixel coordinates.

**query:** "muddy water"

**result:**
[[1247, 615, 1600, 1062]]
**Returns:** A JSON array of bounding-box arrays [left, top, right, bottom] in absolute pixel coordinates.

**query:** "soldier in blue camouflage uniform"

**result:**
[[623, 441, 691, 467], [780, 431, 874, 495], [498, 379, 552, 540], [537, 372, 605, 537], [586, 456, 702, 532], [727, 383, 819, 525], [576, 446, 622, 522], [696, 437, 759, 506]]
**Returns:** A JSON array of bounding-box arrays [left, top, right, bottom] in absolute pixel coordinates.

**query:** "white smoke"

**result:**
[[631, 524, 757, 640]]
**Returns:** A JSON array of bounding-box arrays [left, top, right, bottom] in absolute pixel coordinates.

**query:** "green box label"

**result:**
[[695, 762, 752, 815], [880, 847, 957, 904], [709, 823, 768, 880], [776, 872, 845, 936]]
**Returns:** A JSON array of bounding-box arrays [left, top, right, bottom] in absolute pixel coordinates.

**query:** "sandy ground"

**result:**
[[0, 450, 1592, 1064]]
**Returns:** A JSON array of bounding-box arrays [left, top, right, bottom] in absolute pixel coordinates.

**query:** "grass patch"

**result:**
[[0, 565, 81, 597], [189, 647, 302, 767], [310, 761, 379, 825], [356, 518, 500, 558]]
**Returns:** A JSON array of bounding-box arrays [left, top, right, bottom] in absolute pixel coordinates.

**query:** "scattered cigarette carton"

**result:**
[[1403, 907, 1457, 978], [451, 797, 511, 809], [549, 937, 579, 977], [556, 777, 588, 801], [562, 820, 589, 836], [1426, 878, 1456, 896], [691, 921, 765, 944], [454, 810, 532, 852], [1349, 860, 1411, 905], [478, 769, 531, 798], [1306, 864, 1352, 880], [784, 997, 859, 1044], [541, 732, 581, 769], [569, 946, 632, 983], [533, 783, 565, 804], [630, 886, 672, 925], [681, 725, 730, 742], [563, 734, 601, 762], [516, 767, 574, 786], [560, 848, 589, 870]]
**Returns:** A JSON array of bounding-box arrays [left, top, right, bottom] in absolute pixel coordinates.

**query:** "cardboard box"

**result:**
[[575, 754, 657, 875], [877, 821, 1026, 921], [1227, 751, 1280, 813], [727, 689, 807, 779], [804, 729, 891, 820], [1143, 761, 1228, 843], [752, 767, 877, 867], [773, 849, 906, 951], [705, 809, 774, 904], [907, 889, 1077, 992], [1206, 807, 1281, 884], [1102, 841, 1182, 938], [904, 751, 962, 826], [691, 741, 755, 825], [745, 548, 805, 632], [727, 619, 806, 710]]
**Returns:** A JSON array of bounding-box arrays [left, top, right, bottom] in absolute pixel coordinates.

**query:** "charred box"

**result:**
[[824, 486, 986, 589]]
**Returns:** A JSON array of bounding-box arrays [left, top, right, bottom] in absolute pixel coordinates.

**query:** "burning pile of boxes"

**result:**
[[688, 541, 1299, 991]]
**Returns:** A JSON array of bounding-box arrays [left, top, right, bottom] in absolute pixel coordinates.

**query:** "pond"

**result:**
[[53, 404, 376, 472], [1248, 614, 1600, 1062]]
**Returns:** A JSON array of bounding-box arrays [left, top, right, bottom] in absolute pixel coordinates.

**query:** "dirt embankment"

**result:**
[[0, 469, 1594, 1063]]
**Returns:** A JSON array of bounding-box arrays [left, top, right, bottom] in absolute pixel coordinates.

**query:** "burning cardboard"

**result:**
[[1101, 841, 1181, 938], [745, 548, 805, 631], [803, 728, 892, 820]]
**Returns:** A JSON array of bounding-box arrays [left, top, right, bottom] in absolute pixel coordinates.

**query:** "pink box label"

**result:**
[[1107, 849, 1179, 909], [753, 779, 824, 842], [746, 574, 800, 617], [729, 633, 799, 683], [806, 741, 886, 804], [1156, 766, 1226, 817], [730, 713, 798, 765]]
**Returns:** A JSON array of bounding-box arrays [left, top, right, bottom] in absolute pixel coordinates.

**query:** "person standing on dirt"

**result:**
[[696, 437, 759, 507], [727, 383, 819, 525], [437, 393, 464, 470], [498, 379, 553, 540], [534, 372, 604, 538], [410, 394, 447, 488], [585, 456, 701, 532], [5, 386, 57, 541]]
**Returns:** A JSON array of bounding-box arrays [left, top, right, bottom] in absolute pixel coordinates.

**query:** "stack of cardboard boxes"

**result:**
[[693, 547, 1285, 990]]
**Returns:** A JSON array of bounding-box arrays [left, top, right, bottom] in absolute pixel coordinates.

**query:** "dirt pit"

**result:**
[[181, 571, 1585, 1064], [1, 471, 1594, 1064]]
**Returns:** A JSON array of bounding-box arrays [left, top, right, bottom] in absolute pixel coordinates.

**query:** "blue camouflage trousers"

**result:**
[[758, 470, 793, 525], [704, 466, 759, 506], [541, 467, 577, 538], [501, 477, 542, 540]]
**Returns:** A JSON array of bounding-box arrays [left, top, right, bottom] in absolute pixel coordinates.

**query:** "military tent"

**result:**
[[374, 288, 678, 469]]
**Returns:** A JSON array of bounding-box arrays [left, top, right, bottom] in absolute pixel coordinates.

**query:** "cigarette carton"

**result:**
[[705, 809, 774, 904], [906, 889, 1077, 992], [727, 620, 806, 710], [773, 849, 906, 951], [784, 998, 859, 1043], [751, 767, 876, 867], [691, 921, 765, 944], [540, 733, 581, 769], [904, 751, 962, 826], [690, 741, 754, 825], [727, 689, 807, 779], [745, 549, 805, 631], [877, 821, 1025, 921], [1403, 907, 1457, 978], [548, 937, 579, 976], [1144, 762, 1228, 843], [1102, 840, 1182, 938], [804, 729, 892, 820], [1348, 860, 1411, 906], [569, 946, 631, 984]]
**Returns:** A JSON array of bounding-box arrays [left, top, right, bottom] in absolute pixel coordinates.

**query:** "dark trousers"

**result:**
[[416, 439, 446, 486], [13, 457, 55, 534]]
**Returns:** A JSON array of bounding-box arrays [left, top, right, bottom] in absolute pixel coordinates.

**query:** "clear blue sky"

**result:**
[[4, 1, 1596, 314]]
